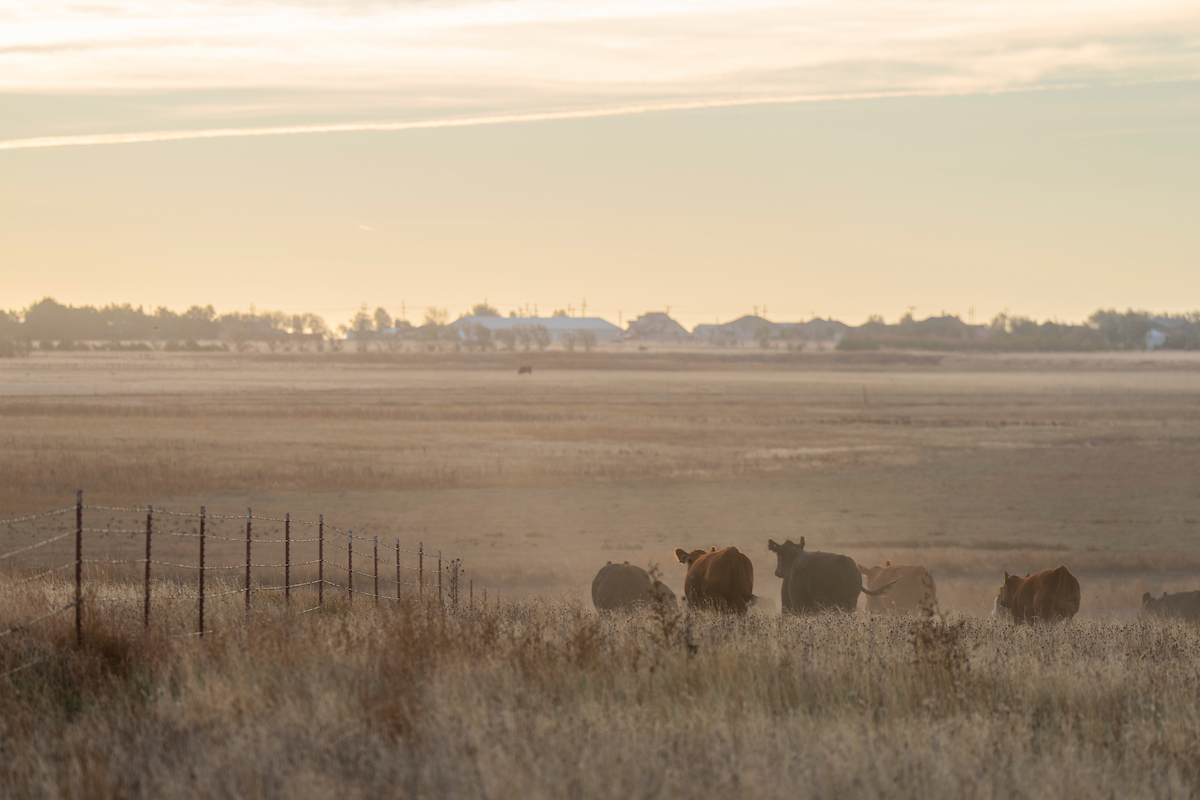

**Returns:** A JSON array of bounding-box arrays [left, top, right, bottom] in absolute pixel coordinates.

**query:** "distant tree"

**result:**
[[508, 311, 518, 318], [496, 329, 518, 351], [755, 324, 773, 349], [515, 325, 533, 352], [552, 309, 569, 318], [374, 307, 393, 332], [580, 330, 596, 352], [472, 303, 500, 317], [424, 308, 449, 327], [531, 325, 551, 351], [561, 332, 578, 352]]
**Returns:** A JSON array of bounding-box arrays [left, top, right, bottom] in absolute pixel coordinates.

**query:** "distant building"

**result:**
[[447, 316, 623, 342], [1144, 329, 1167, 350], [625, 312, 689, 341]]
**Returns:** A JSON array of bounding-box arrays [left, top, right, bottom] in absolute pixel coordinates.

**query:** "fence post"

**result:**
[[452, 559, 458, 609], [144, 504, 152, 629], [437, 550, 443, 609], [75, 490, 82, 645], [373, 536, 379, 607], [245, 508, 252, 614], [199, 506, 206, 637], [318, 515, 324, 607], [285, 512, 291, 606], [396, 539, 401, 602], [347, 532, 353, 604], [419, 542, 424, 600]]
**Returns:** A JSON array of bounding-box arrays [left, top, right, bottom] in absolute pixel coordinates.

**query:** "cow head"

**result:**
[[767, 537, 805, 578], [996, 571, 1022, 610], [674, 548, 708, 566], [857, 563, 882, 581]]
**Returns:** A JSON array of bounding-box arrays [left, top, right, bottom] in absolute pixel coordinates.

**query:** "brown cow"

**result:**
[[591, 561, 678, 612], [1142, 590, 1200, 621], [857, 560, 937, 615], [995, 565, 1080, 622], [673, 546, 754, 613]]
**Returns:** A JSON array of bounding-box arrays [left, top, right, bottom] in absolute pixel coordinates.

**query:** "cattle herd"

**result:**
[[590, 538, 1200, 622]]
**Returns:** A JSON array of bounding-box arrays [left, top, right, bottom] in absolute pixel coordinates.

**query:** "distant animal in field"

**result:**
[[517, 365, 533, 374], [857, 560, 937, 615], [673, 546, 754, 613], [995, 566, 1080, 622], [769, 538, 898, 614], [1142, 590, 1200, 621], [591, 561, 677, 612]]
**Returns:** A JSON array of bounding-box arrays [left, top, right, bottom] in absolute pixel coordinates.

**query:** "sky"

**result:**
[[1, 0, 1198, 328]]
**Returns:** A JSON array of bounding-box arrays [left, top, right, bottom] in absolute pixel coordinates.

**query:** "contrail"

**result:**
[[0, 88, 1001, 151]]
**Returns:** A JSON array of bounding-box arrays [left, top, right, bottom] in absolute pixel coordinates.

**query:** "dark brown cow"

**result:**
[[857, 560, 937, 615], [995, 566, 1080, 622], [591, 561, 677, 612], [673, 546, 754, 613], [1142, 590, 1200, 621], [769, 538, 898, 614]]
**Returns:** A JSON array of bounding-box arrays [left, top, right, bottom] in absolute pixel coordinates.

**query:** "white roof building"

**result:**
[[448, 316, 623, 342]]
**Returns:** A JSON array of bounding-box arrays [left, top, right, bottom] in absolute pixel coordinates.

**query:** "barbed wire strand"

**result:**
[[0, 531, 76, 562], [0, 602, 76, 638], [0, 507, 76, 525]]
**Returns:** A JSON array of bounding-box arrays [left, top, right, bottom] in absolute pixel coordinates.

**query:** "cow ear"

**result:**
[[1143, 592, 1151, 604], [1004, 571, 1009, 580], [674, 548, 689, 564], [710, 546, 717, 552], [606, 561, 612, 565], [799, 536, 805, 550], [767, 539, 778, 551], [885, 560, 891, 567]]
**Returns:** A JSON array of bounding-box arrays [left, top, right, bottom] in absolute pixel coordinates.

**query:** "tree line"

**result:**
[[837, 309, 1200, 352]]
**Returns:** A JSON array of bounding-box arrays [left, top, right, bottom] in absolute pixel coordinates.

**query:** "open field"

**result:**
[[3, 349, 1200, 612]]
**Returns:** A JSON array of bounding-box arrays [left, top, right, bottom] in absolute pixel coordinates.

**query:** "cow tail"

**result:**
[[861, 577, 903, 597]]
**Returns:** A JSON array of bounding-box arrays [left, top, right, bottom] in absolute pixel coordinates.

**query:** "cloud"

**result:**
[[1, 0, 1198, 146]]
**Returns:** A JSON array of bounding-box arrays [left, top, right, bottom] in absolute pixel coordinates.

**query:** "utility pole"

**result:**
[[581, 298, 587, 317]]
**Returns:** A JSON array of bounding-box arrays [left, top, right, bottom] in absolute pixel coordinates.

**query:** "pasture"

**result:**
[[2, 349, 1200, 797]]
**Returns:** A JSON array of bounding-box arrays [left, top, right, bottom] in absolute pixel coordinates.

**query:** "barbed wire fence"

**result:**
[[0, 491, 489, 679]]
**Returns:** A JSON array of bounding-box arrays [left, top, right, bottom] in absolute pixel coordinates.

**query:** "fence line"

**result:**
[[0, 491, 489, 679]]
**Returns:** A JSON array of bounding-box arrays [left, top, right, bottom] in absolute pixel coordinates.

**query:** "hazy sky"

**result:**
[[1, 0, 1198, 327]]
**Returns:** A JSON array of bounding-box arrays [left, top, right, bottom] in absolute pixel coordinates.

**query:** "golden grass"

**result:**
[[2, 576, 1199, 799]]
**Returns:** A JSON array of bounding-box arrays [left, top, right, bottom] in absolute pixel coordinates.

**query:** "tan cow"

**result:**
[[673, 546, 754, 614], [591, 562, 677, 612], [996, 565, 1080, 622], [856, 560, 937, 615]]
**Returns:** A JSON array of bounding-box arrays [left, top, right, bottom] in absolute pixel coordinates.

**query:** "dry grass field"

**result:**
[[2, 349, 1200, 798]]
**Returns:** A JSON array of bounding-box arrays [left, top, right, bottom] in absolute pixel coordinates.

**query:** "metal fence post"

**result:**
[[347, 532, 353, 604], [373, 536, 379, 607], [285, 512, 291, 606], [318, 515, 324, 607], [144, 504, 152, 629], [199, 506, 206, 637], [245, 508, 252, 614], [396, 539, 401, 602], [75, 490, 82, 645]]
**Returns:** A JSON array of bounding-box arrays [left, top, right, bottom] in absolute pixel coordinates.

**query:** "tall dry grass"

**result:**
[[2, 572, 1199, 799]]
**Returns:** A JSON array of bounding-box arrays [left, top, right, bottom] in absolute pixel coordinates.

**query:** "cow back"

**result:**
[[782, 551, 862, 614], [1009, 565, 1080, 622], [592, 563, 654, 611], [862, 564, 936, 615], [1145, 590, 1200, 621], [684, 547, 754, 614]]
